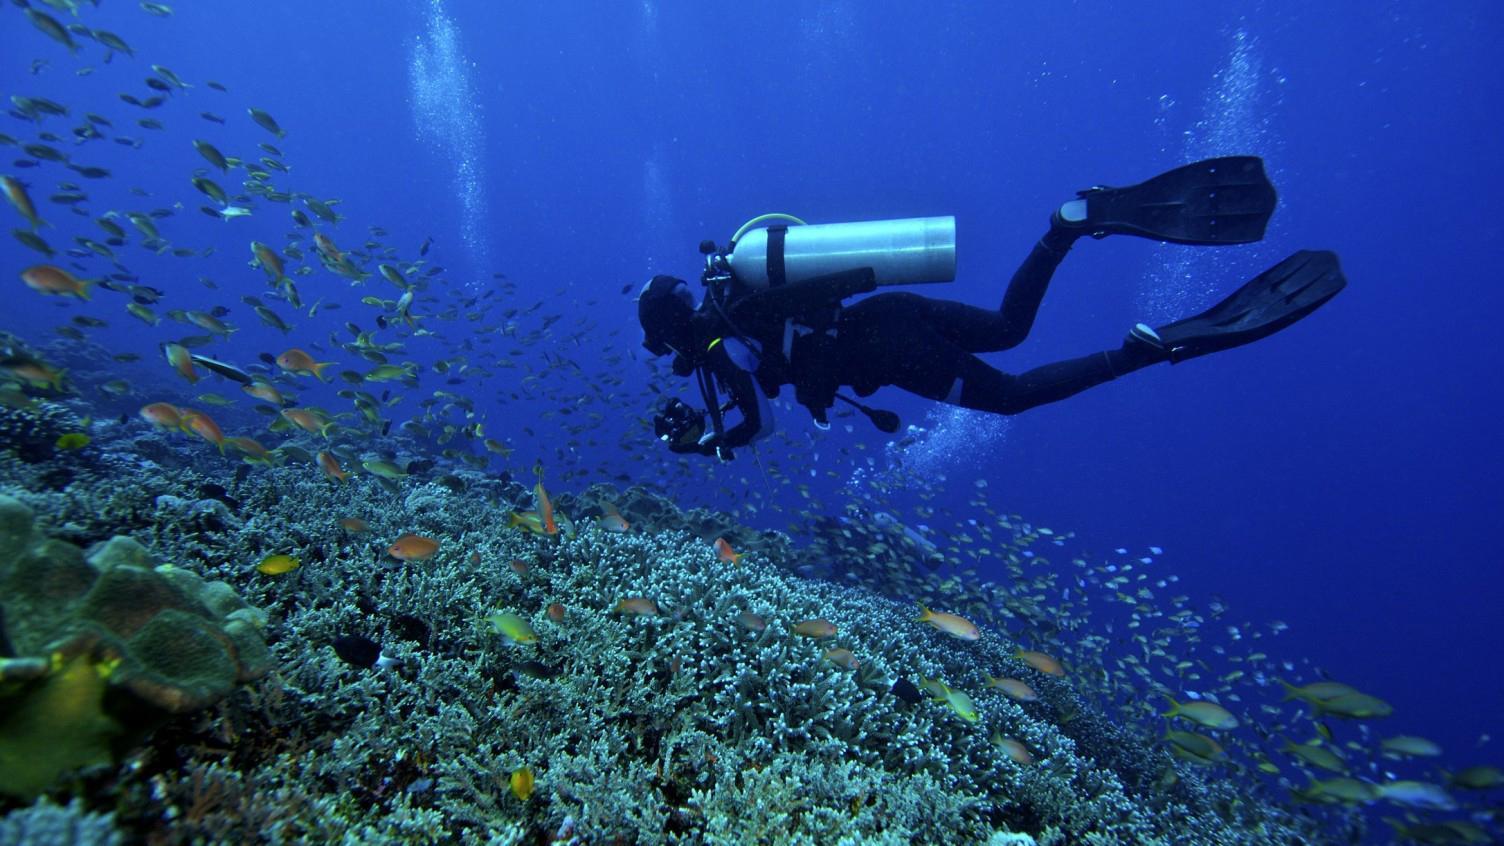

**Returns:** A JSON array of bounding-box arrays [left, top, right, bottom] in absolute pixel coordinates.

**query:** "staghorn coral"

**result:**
[[0, 444, 1332, 844], [561, 482, 792, 559], [0, 796, 120, 846]]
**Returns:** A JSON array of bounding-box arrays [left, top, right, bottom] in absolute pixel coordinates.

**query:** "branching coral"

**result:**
[[0, 451, 1331, 844]]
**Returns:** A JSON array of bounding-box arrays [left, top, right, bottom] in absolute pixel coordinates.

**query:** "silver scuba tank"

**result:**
[[725, 216, 956, 290]]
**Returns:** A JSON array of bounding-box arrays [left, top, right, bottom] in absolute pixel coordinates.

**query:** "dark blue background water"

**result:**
[[5, 0, 1501, 813]]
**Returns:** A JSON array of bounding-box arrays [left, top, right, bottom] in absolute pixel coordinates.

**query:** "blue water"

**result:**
[[4, 0, 1502, 837]]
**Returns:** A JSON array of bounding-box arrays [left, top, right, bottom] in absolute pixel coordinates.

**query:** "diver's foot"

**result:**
[[1052, 198, 1090, 229], [1124, 322, 1174, 366], [1127, 322, 1165, 349], [1045, 200, 1092, 249], [1049, 199, 1091, 233]]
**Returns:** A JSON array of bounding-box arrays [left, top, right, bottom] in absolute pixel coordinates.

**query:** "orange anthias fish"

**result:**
[[2, 175, 46, 229], [250, 240, 286, 281], [338, 517, 370, 533], [535, 481, 557, 534], [281, 407, 333, 437], [791, 619, 837, 639], [177, 409, 225, 452], [7, 360, 65, 391], [1016, 648, 1066, 678], [916, 605, 980, 641], [275, 348, 335, 381], [822, 648, 860, 670], [317, 450, 349, 482], [388, 533, 440, 561], [985, 676, 1040, 702], [139, 401, 183, 428], [531, 463, 558, 535], [163, 343, 198, 383], [21, 265, 91, 299], [186, 310, 235, 337], [313, 231, 343, 262], [224, 436, 275, 465], [596, 502, 630, 533], [324, 253, 368, 283], [614, 597, 659, 616], [992, 734, 1034, 766], [713, 537, 742, 565], [242, 380, 290, 406]]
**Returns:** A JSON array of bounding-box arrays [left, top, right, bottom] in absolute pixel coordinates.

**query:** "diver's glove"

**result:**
[[696, 430, 734, 462]]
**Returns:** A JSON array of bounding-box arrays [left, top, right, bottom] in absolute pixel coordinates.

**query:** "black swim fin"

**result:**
[[1064, 156, 1278, 246], [1152, 249, 1346, 363]]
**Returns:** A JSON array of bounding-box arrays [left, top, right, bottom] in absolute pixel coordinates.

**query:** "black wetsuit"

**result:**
[[674, 226, 1165, 454]]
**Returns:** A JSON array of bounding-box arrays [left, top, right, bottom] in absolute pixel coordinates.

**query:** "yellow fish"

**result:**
[[483, 612, 538, 644], [920, 677, 979, 723], [256, 554, 300, 575], [507, 511, 548, 534], [1162, 695, 1239, 730], [54, 432, 89, 450], [509, 766, 534, 800]]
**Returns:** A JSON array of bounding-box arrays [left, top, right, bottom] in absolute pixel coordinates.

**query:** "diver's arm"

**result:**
[[710, 361, 773, 450], [668, 438, 715, 456]]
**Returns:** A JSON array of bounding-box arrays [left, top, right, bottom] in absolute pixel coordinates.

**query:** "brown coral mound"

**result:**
[[0, 495, 270, 713]]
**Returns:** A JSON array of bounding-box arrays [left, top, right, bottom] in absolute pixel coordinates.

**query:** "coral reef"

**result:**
[[0, 400, 86, 470], [0, 427, 1330, 843]]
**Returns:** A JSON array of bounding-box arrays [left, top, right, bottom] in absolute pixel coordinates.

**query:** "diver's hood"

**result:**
[[638, 275, 695, 357]]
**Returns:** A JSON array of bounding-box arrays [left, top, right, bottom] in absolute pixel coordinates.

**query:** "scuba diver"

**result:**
[[639, 157, 1346, 460]]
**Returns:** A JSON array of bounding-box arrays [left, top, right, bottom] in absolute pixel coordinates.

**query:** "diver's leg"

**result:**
[[879, 221, 1081, 354], [945, 338, 1165, 414], [991, 223, 1083, 349], [841, 295, 1166, 414]]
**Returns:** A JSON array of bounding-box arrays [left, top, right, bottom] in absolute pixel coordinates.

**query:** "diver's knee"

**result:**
[[947, 372, 1023, 415]]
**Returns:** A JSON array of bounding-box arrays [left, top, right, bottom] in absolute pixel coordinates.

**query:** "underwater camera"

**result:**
[[653, 397, 705, 445]]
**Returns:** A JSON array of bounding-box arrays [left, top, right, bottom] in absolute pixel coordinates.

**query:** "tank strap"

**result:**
[[766, 226, 788, 289]]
